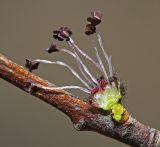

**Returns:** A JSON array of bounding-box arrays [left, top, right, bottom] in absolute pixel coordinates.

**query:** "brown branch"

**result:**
[[0, 52, 159, 147]]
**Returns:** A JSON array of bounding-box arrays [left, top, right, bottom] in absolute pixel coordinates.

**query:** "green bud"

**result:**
[[112, 103, 124, 115], [103, 98, 118, 110], [113, 114, 122, 121]]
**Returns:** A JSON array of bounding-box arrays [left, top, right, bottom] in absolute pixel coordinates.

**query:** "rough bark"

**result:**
[[0, 53, 159, 147]]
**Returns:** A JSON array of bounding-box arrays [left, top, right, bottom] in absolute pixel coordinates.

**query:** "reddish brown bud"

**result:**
[[98, 79, 108, 90], [25, 59, 40, 72], [91, 86, 99, 95]]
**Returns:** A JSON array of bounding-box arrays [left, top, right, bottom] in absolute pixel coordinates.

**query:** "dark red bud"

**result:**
[[91, 86, 99, 95], [98, 79, 108, 90]]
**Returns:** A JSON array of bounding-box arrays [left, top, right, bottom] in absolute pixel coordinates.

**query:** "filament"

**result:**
[[93, 46, 109, 80], [69, 37, 102, 71], [36, 85, 90, 94], [97, 34, 113, 77], [34, 59, 90, 88], [60, 48, 94, 85], [67, 42, 98, 84], [109, 55, 113, 77]]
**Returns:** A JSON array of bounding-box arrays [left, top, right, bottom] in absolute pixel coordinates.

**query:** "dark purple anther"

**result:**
[[53, 27, 72, 41], [85, 24, 96, 35], [46, 44, 59, 53], [87, 10, 102, 26], [25, 59, 40, 72]]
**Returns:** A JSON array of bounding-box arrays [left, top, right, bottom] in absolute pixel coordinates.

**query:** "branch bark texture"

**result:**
[[0, 53, 159, 147]]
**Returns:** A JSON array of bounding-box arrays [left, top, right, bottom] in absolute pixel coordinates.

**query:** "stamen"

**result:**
[[36, 85, 90, 94], [34, 59, 90, 88], [97, 34, 113, 77], [109, 55, 113, 77], [93, 47, 109, 80], [69, 37, 102, 71], [48, 86, 90, 93], [67, 42, 98, 84], [60, 49, 94, 85]]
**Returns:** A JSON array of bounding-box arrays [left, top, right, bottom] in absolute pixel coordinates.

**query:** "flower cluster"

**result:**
[[25, 10, 128, 122]]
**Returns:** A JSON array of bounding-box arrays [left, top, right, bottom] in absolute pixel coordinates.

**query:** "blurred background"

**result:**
[[0, 0, 160, 147]]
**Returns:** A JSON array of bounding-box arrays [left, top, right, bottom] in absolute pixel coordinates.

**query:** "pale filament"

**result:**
[[67, 42, 98, 84], [93, 46, 109, 81], [60, 48, 94, 85], [34, 59, 90, 89], [69, 37, 102, 71], [35, 84, 90, 94], [97, 34, 113, 77]]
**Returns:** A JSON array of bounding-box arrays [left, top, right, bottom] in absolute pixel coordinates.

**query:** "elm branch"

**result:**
[[0, 53, 159, 147]]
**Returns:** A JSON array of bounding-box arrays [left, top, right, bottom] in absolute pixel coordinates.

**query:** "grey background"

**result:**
[[0, 0, 160, 147]]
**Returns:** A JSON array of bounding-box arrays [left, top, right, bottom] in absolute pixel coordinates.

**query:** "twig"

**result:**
[[0, 53, 159, 147]]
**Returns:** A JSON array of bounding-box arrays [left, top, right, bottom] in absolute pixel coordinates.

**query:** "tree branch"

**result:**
[[0, 53, 159, 147]]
